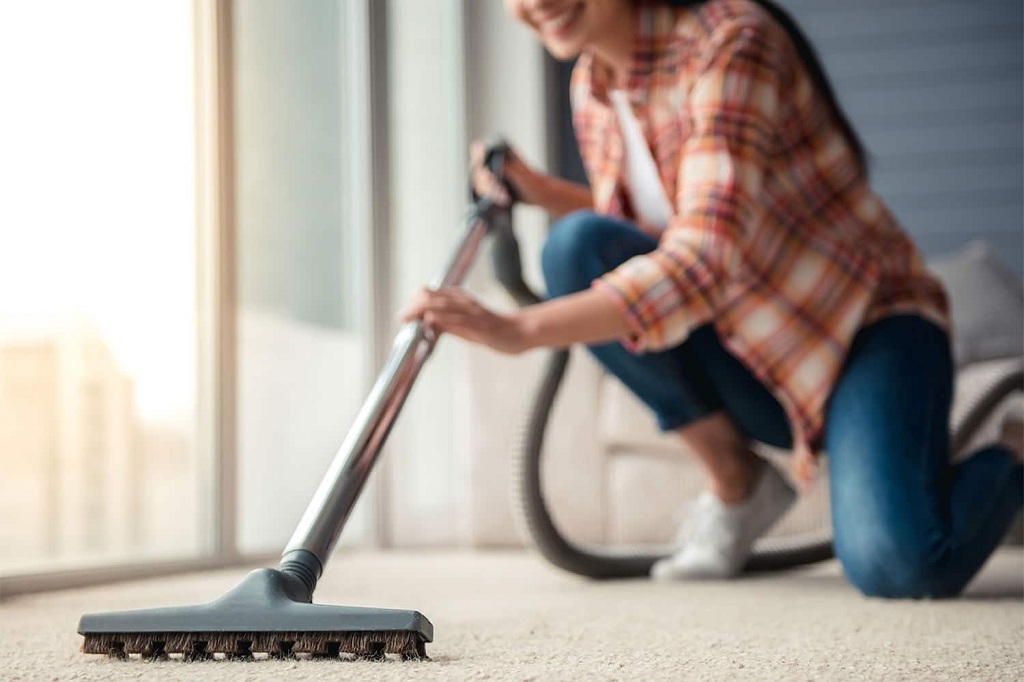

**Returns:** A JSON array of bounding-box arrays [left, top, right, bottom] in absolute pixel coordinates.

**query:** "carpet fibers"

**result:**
[[1, 549, 1022, 681]]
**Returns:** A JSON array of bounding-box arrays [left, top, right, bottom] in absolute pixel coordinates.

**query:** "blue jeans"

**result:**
[[542, 210, 1023, 598]]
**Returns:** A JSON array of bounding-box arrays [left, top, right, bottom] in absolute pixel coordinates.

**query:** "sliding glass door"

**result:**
[[0, 0, 395, 591], [0, 1, 206, 574]]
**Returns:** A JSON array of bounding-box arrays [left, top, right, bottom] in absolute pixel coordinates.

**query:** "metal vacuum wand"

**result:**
[[280, 198, 506, 587]]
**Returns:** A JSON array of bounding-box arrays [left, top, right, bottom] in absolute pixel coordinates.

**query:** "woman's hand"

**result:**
[[401, 285, 633, 355], [470, 141, 548, 208], [471, 140, 593, 218], [400, 287, 532, 355]]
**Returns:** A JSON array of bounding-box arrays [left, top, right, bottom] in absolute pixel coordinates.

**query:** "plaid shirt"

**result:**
[[578, 0, 950, 481]]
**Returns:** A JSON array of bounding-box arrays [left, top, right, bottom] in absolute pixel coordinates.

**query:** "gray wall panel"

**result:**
[[782, 0, 1023, 272], [867, 121, 1022, 162]]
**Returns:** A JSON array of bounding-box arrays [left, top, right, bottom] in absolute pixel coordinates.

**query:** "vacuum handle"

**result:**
[[471, 138, 520, 205]]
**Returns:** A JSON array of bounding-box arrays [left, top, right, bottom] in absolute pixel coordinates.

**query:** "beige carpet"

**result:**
[[2, 549, 1022, 681]]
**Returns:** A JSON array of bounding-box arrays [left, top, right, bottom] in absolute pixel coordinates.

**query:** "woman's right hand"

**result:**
[[470, 141, 547, 208]]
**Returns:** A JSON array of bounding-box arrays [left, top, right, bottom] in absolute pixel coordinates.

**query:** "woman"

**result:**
[[402, 0, 1024, 597]]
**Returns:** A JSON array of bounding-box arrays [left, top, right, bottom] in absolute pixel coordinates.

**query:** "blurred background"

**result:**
[[0, 0, 1020, 591]]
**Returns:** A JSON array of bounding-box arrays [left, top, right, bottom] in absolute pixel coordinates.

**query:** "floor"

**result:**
[[1, 549, 1022, 681]]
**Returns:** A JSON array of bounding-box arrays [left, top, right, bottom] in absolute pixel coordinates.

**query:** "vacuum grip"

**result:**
[[472, 139, 520, 204]]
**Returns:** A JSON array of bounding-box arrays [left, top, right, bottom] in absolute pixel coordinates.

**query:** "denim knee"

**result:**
[[541, 210, 607, 298], [834, 528, 958, 599]]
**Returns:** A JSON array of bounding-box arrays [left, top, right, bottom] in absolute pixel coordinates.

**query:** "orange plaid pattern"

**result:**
[[578, 0, 950, 481]]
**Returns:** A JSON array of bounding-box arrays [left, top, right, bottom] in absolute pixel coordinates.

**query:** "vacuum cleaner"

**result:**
[[79, 140, 1024, 660]]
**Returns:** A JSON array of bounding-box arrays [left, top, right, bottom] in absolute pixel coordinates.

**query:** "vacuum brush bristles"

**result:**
[[78, 567, 431, 660]]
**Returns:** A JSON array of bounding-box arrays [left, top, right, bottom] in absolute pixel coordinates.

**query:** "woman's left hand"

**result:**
[[400, 287, 532, 355]]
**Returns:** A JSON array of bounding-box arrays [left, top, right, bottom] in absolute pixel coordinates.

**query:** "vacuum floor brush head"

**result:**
[[78, 568, 432, 661]]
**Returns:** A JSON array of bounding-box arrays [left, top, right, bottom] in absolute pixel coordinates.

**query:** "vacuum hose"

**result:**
[[482, 142, 1024, 579]]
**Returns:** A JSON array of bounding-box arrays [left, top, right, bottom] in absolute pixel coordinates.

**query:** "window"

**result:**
[[0, 1, 205, 574]]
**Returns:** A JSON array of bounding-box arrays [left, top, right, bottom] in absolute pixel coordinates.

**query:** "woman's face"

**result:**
[[504, 0, 630, 60]]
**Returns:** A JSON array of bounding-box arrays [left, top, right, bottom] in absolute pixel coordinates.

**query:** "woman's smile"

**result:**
[[534, 2, 585, 41], [507, 0, 632, 63]]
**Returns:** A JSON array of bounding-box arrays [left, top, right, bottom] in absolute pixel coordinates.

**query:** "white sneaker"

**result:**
[[650, 464, 796, 580]]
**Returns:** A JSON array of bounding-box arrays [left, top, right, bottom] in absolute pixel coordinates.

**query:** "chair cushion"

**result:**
[[597, 373, 681, 457], [928, 240, 1024, 367]]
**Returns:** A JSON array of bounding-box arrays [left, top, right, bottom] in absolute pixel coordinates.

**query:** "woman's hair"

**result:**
[[663, 0, 867, 174]]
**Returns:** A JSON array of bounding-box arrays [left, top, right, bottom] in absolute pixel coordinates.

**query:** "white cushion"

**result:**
[[928, 240, 1024, 367], [597, 371, 682, 457], [605, 454, 701, 545]]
